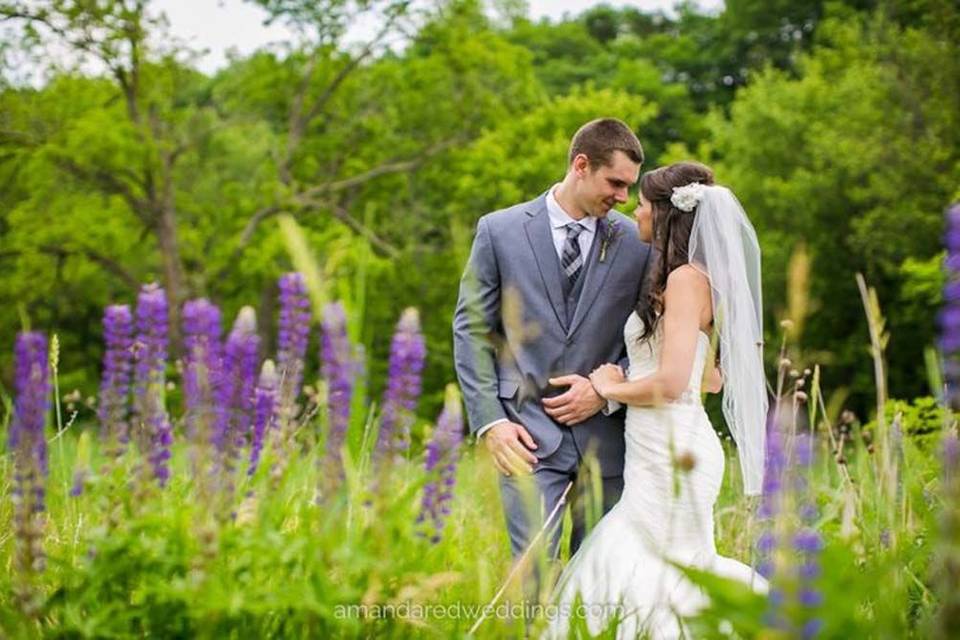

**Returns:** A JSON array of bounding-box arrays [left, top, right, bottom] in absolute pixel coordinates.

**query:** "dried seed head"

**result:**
[[795, 391, 808, 403], [675, 451, 697, 473]]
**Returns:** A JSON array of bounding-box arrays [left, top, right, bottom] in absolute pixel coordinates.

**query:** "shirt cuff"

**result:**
[[602, 399, 622, 415], [476, 418, 509, 440]]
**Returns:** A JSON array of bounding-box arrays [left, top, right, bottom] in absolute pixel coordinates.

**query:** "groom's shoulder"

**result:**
[[479, 195, 544, 229]]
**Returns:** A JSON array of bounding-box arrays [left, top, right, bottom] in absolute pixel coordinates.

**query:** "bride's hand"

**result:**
[[589, 364, 624, 397]]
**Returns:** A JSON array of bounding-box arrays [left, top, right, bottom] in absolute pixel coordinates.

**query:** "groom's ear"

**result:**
[[571, 153, 591, 176]]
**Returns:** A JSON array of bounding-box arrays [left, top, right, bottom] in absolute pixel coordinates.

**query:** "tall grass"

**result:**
[[0, 227, 954, 638]]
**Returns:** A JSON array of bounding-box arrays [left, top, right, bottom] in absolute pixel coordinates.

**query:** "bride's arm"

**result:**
[[591, 267, 711, 406]]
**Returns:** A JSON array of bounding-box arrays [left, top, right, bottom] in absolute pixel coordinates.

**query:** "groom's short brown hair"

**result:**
[[568, 118, 644, 169]]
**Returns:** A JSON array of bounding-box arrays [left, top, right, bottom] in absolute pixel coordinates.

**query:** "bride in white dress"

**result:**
[[544, 162, 769, 639]]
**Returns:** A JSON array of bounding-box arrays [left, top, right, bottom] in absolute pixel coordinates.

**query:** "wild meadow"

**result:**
[[1, 205, 958, 639]]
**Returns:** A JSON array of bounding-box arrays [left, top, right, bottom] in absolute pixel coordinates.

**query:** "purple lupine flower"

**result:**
[[133, 284, 173, 487], [757, 560, 775, 580], [757, 414, 785, 582], [802, 619, 824, 640], [214, 306, 260, 469], [276, 273, 311, 417], [792, 432, 823, 636], [793, 432, 816, 515], [799, 561, 821, 580], [767, 588, 785, 608], [417, 385, 465, 543], [757, 418, 826, 636], [936, 431, 960, 637], [793, 529, 823, 554], [321, 302, 357, 477], [98, 305, 134, 455], [761, 587, 790, 633], [69, 470, 87, 498], [376, 308, 427, 462], [941, 203, 960, 408], [182, 299, 223, 442], [9, 332, 50, 580], [231, 307, 260, 443], [759, 413, 786, 519], [249, 359, 278, 476], [795, 431, 814, 468], [798, 588, 823, 607], [757, 531, 777, 554], [947, 281, 960, 301]]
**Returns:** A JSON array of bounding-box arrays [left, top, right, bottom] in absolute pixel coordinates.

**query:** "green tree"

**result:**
[[0, 0, 240, 339], [699, 9, 958, 403]]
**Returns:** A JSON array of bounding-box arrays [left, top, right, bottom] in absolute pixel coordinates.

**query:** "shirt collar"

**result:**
[[546, 185, 597, 233]]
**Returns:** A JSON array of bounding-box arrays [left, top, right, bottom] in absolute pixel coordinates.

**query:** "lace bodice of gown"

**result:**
[[623, 311, 710, 406]]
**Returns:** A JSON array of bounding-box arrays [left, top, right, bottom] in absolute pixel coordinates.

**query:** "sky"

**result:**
[[152, 1, 724, 74]]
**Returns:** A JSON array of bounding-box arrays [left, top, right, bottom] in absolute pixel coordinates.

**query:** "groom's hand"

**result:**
[[483, 421, 539, 476], [543, 374, 605, 426]]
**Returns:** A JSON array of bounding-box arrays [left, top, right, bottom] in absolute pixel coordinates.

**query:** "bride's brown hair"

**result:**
[[635, 161, 715, 342]]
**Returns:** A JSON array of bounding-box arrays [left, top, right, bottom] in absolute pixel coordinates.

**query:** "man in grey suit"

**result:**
[[453, 119, 651, 568]]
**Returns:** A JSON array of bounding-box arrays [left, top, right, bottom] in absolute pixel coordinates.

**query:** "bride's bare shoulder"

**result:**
[[664, 264, 710, 297], [663, 266, 712, 327]]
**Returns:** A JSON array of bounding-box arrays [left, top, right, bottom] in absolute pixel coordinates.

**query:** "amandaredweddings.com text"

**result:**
[[334, 601, 627, 621]]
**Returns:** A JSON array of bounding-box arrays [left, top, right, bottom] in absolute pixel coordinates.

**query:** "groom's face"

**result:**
[[574, 150, 640, 217]]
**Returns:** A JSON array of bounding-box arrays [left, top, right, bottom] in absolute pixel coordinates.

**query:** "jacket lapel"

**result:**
[[567, 216, 622, 337], [523, 197, 567, 332]]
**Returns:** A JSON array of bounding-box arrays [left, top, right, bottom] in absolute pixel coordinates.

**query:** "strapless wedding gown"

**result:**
[[544, 312, 766, 639]]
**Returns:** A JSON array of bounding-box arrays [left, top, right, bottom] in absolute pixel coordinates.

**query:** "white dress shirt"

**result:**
[[546, 184, 597, 264]]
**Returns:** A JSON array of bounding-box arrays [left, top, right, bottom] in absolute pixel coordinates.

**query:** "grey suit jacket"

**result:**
[[452, 193, 652, 477]]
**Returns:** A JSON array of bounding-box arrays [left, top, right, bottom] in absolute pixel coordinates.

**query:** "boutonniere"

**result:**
[[599, 218, 622, 263]]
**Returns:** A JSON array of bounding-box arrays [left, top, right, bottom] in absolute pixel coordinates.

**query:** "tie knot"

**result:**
[[566, 222, 585, 238]]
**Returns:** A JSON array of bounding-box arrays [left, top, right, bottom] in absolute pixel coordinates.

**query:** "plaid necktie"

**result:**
[[561, 222, 586, 288]]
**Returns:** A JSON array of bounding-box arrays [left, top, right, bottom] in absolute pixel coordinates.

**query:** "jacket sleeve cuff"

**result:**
[[475, 418, 509, 440]]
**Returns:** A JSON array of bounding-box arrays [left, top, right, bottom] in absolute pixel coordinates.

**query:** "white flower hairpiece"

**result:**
[[670, 182, 705, 212]]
